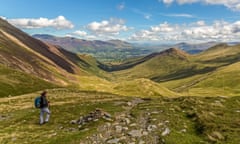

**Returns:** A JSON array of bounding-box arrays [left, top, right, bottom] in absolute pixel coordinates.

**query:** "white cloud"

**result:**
[[73, 30, 87, 36], [0, 16, 6, 20], [160, 0, 240, 11], [162, 0, 174, 5], [7, 16, 74, 29], [117, 2, 125, 10], [87, 18, 129, 35], [129, 20, 240, 42], [162, 13, 194, 18], [150, 22, 175, 32], [195, 20, 206, 26]]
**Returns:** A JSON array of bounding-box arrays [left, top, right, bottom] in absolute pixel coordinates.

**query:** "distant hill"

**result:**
[[33, 34, 154, 62], [33, 34, 133, 50], [173, 42, 219, 54]]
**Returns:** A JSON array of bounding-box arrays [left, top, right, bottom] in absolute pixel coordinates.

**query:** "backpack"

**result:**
[[34, 96, 41, 108]]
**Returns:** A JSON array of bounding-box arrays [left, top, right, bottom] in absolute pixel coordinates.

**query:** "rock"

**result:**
[[158, 122, 164, 127], [93, 119, 99, 122], [107, 138, 120, 144], [59, 126, 64, 129], [128, 130, 142, 137], [127, 102, 132, 106], [164, 120, 170, 124], [139, 140, 145, 144], [130, 123, 137, 127], [142, 131, 148, 136], [161, 127, 170, 136], [124, 118, 131, 125], [151, 118, 157, 121], [119, 136, 126, 140], [115, 125, 123, 133], [50, 132, 57, 137], [78, 125, 83, 129], [103, 112, 112, 118], [147, 125, 157, 132], [105, 122, 111, 128], [122, 126, 129, 131], [151, 111, 159, 114], [180, 129, 187, 133], [70, 120, 77, 124], [209, 131, 225, 141]]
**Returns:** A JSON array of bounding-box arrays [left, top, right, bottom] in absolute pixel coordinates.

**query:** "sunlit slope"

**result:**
[[112, 48, 208, 82], [0, 64, 57, 97], [113, 78, 180, 97], [195, 43, 240, 65], [0, 18, 110, 85], [160, 62, 240, 96], [160, 44, 240, 96], [186, 61, 240, 96]]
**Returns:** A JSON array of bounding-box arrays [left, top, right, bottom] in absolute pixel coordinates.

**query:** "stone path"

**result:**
[[79, 98, 170, 144]]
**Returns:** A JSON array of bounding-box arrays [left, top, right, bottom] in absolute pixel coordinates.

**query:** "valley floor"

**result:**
[[0, 89, 239, 144]]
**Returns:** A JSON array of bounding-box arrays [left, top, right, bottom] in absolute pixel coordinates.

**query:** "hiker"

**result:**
[[39, 91, 51, 125]]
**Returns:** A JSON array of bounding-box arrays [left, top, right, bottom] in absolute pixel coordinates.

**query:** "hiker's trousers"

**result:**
[[40, 107, 50, 124]]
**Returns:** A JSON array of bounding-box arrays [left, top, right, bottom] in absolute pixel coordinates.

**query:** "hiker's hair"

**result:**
[[41, 91, 47, 96]]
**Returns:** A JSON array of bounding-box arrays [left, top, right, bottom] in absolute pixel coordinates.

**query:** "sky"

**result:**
[[1, 0, 240, 43]]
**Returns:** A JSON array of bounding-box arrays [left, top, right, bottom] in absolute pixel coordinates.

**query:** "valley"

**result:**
[[0, 17, 240, 144]]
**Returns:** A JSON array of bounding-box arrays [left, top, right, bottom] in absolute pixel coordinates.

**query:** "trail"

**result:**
[[81, 98, 163, 144]]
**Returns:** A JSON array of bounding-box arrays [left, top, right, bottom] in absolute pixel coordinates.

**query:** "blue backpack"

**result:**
[[34, 96, 41, 108]]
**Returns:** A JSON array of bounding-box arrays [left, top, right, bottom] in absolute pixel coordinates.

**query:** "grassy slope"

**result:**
[[0, 89, 128, 144], [111, 48, 210, 83], [112, 78, 180, 97], [186, 61, 240, 96], [160, 44, 240, 96], [0, 90, 239, 143], [0, 64, 58, 97]]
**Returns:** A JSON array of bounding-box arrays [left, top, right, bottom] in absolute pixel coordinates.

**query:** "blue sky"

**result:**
[[1, 0, 240, 43]]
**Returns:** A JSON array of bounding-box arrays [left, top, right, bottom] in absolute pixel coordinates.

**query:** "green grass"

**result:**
[[0, 89, 128, 144], [0, 89, 239, 143], [0, 64, 58, 97], [130, 96, 240, 144]]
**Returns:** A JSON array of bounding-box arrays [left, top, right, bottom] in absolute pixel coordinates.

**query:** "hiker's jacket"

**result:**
[[40, 96, 48, 108]]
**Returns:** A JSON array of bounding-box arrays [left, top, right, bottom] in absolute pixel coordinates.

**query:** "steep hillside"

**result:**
[[186, 61, 240, 96], [0, 18, 113, 97], [111, 48, 206, 82], [0, 18, 108, 85], [195, 43, 240, 65], [0, 64, 57, 97], [159, 44, 240, 96]]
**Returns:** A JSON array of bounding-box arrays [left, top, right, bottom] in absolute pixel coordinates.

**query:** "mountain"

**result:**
[[0, 18, 109, 96], [33, 34, 133, 50], [2, 17, 240, 97], [110, 48, 195, 81], [173, 42, 219, 54], [109, 43, 240, 96], [107, 39, 132, 48], [33, 34, 152, 62]]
